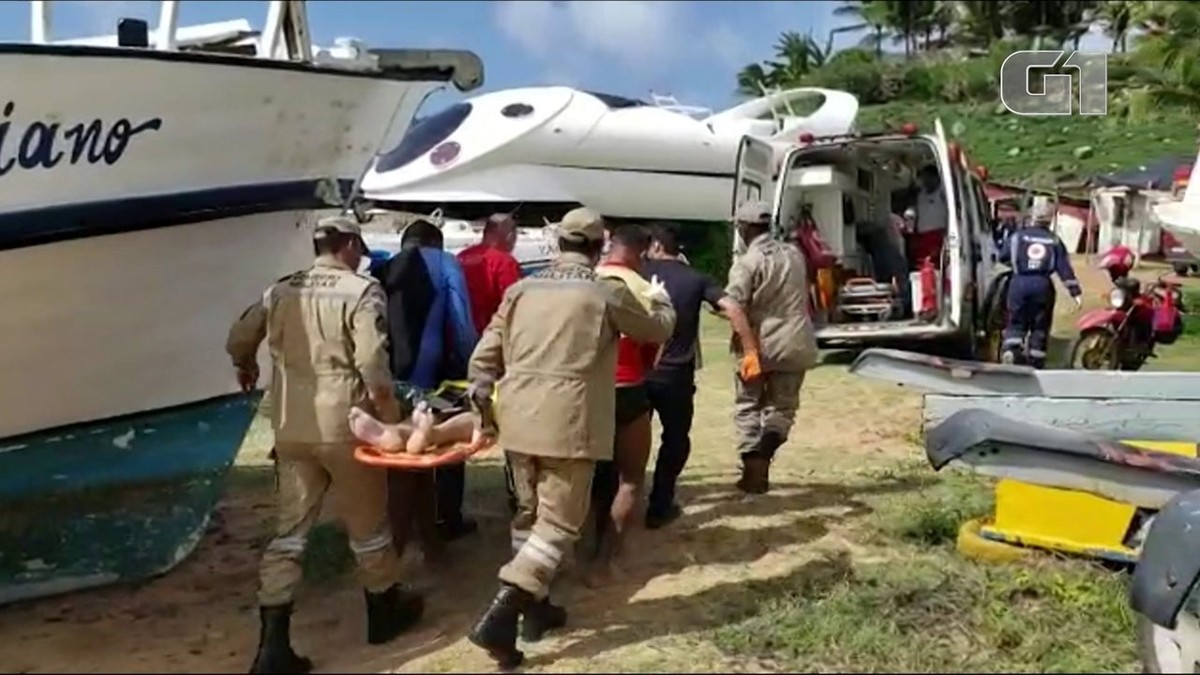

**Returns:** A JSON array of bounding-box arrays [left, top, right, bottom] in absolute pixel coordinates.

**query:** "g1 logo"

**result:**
[[999, 51, 1107, 117]]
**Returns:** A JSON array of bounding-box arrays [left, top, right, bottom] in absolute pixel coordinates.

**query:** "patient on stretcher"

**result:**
[[348, 402, 475, 455]]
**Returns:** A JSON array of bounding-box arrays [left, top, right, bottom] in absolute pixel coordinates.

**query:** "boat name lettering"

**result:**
[[0, 101, 163, 177]]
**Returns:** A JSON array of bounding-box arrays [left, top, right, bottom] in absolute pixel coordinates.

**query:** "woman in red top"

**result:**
[[590, 224, 664, 584]]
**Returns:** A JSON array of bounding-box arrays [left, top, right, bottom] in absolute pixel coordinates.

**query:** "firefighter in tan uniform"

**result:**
[[726, 201, 818, 495], [464, 208, 676, 669], [226, 215, 423, 675]]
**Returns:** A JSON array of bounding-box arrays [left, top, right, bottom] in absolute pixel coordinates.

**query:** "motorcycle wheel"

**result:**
[[1068, 328, 1121, 370], [1138, 612, 1200, 673]]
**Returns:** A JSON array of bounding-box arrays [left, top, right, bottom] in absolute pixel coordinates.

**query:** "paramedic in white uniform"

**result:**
[[908, 164, 949, 266]]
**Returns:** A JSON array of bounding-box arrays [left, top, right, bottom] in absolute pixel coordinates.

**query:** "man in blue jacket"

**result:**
[[373, 219, 479, 544]]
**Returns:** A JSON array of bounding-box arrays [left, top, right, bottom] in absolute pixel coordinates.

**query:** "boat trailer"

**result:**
[[850, 348, 1200, 563], [851, 348, 1200, 672]]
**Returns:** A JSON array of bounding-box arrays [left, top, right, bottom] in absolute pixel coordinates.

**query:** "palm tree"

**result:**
[[875, 0, 942, 57], [1096, 0, 1141, 52], [950, 1, 1010, 47], [1126, 1, 1200, 114], [833, 0, 892, 58], [735, 63, 775, 97], [928, 0, 956, 49], [764, 30, 828, 85], [1133, 0, 1171, 37]]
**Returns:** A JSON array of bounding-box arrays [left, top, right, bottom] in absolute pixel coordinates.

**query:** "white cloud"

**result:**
[[493, 0, 560, 59], [493, 0, 683, 75], [704, 22, 753, 70], [565, 1, 681, 69]]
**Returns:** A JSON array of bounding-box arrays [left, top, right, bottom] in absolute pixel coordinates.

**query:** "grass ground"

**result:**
[[857, 102, 1198, 188], [0, 256, 1196, 673]]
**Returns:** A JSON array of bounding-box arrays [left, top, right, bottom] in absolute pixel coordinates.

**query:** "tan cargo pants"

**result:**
[[258, 441, 400, 607], [499, 451, 594, 599], [733, 370, 806, 456]]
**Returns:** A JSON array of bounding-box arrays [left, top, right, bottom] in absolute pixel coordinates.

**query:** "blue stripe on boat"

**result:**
[[0, 392, 261, 605], [0, 393, 259, 501], [0, 178, 356, 252]]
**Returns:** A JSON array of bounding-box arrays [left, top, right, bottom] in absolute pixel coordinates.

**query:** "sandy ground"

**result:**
[[0, 255, 1191, 674]]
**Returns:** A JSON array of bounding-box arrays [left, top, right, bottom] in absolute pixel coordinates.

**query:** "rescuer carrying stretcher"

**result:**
[[226, 215, 425, 674]]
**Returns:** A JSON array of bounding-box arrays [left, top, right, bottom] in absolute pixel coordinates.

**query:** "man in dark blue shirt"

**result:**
[[640, 223, 758, 528], [373, 219, 479, 545]]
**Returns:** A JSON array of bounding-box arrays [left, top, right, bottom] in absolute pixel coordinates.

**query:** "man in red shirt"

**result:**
[[457, 213, 523, 514], [457, 214, 522, 334]]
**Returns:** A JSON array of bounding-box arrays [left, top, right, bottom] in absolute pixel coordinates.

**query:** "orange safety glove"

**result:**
[[739, 351, 763, 382]]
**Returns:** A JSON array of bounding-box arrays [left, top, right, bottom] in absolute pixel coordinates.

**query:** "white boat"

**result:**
[[1154, 155, 1200, 258], [358, 85, 859, 224], [0, 0, 482, 605]]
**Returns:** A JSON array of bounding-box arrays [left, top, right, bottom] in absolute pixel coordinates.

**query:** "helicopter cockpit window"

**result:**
[[375, 102, 472, 173], [584, 91, 647, 109]]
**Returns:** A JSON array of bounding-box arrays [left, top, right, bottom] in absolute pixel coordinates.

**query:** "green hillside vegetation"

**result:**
[[736, 1, 1200, 187], [857, 102, 1196, 186]]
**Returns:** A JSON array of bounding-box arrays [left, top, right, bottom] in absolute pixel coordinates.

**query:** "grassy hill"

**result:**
[[856, 101, 1198, 188]]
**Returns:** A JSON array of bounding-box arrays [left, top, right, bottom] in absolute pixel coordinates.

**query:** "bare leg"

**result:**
[[349, 406, 412, 452], [610, 412, 652, 550], [425, 413, 475, 448], [586, 412, 651, 586]]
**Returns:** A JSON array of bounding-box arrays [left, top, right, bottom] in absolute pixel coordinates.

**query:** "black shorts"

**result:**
[[615, 384, 651, 428]]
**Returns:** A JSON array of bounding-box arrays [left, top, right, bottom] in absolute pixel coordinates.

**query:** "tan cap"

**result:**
[[734, 200, 772, 224], [313, 214, 364, 240], [554, 207, 605, 243]]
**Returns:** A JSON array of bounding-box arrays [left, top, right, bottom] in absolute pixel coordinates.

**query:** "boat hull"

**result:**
[[0, 44, 473, 604], [0, 392, 258, 606]]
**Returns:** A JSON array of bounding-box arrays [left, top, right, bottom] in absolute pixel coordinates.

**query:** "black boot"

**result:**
[[521, 597, 567, 643], [736, 455, 771, 495], [365, 585, 425, 645], [249, 604, 313, 674], [737, 431, 784, 495], [759, 431, 785, 461], [469, 583, 532, 670]]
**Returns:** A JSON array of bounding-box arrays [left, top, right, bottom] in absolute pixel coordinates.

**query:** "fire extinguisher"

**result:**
[[917, 257, 937, 318], [793, 209, 836, 312]]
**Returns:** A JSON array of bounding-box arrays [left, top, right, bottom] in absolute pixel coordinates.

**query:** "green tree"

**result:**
[[833, 0, 892, 58], [1095, 0, 1142, 51], [765, 30, 830, 84], [735, 62, 775, 97], [1127, 1, 1200, 112], [950, 1, 1011, 47]]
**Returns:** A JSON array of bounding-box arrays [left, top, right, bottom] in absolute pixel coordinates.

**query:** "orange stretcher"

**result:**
[[354, 442, 484, 470]]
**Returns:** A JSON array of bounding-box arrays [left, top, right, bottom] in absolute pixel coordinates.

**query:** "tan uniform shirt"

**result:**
[[226, 255, 395, 445], [726, 235, 818, 373], [469, 252, 675, 461]]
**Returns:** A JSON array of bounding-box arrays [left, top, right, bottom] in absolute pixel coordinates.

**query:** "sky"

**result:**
[[6, 0, 1113, 116]]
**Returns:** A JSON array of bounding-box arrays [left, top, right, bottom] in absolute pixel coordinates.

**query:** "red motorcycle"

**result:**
[[1068, 246, 1186, 371]]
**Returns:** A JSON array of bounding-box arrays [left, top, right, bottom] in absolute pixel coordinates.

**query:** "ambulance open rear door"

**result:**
[[732, 135, 779, 256]]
